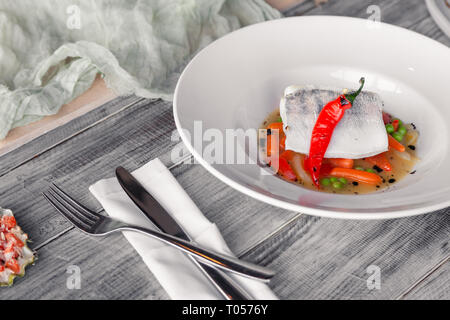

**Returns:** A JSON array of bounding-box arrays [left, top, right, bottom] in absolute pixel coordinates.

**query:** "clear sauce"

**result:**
[[260, 108, 419, 194]]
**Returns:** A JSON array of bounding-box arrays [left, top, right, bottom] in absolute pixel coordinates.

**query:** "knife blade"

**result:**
[[115, 166, 254, 300]]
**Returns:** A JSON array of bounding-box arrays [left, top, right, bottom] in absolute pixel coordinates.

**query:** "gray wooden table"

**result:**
[[0, 0, 448, 300]]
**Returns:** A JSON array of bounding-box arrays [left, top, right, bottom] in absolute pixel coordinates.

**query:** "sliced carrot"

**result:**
[[329, 168, 382, 185], [388, 134, 406, 152], [266, 134, 279, 157], [267, 122, 284, 135], [365, 153, 392, 171], [326, 158, 354, 169]]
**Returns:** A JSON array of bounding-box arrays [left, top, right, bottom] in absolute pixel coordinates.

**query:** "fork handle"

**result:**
[[119, 225, 274, 281]]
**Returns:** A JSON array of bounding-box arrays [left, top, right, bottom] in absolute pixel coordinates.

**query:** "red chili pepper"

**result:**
[[306, 78, 365, 187], [392, 119, 399, 131]]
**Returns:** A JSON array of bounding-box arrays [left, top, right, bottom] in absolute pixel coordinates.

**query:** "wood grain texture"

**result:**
[[248, 0, 450, 300], [0, 95, 142, 177], [241, 210, 450, 299], [0, 97, 297, 299], [6, 229, 169, 300], [1, 0, 449, 300], [402, 259, 450, 300]]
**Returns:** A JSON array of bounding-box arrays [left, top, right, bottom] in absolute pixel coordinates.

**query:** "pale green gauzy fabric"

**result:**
[[0, 0, 281, 139]]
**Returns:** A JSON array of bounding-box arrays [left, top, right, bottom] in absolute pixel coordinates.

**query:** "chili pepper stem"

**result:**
[[345, 77, 365, 104]]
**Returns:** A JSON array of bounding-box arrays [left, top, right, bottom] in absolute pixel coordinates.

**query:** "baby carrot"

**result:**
[[365, 153, 392, 171], [329, 168, 382, 185], [326, 158, 354, 169], [388, 134, 406, 152], [267, 122, 284, 135]]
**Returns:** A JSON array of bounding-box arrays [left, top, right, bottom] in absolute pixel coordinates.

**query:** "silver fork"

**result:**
[[42, 184, 274, 281]]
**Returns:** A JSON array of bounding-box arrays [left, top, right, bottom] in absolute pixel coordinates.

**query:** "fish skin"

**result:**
[[280, 86, 388, 159]]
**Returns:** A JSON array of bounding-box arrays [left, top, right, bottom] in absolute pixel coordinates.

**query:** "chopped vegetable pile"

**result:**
[[0, 208, 35, 286]]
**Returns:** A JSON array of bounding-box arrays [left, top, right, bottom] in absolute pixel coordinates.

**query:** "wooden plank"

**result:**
[[402, 259, 450, 300], [5, 229, 169, 300], [409, 16, 450, 47], [241, 211, 450, 299], [0, 94, 142, 177], [291, 0, 430, 30], [0, 162, 297, 299], [0, 97, 298, 298], [0, 98, 172, 249]]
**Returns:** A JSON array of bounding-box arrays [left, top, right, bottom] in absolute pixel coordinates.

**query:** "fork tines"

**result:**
[[42, 184, 101, 233]]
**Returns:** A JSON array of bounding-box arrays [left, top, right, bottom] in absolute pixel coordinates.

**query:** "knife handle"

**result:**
[[117, 224, 274, 281]]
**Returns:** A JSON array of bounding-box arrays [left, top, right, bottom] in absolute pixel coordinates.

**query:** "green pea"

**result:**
[[366, 168, 376, 173], [398, 125, 407, 135], [339, 177, 348, 184], [392, 132, 404, 142], [355, 166, 365, 171], [330, 177, 338, 183], [277, 117, 282, 122], [385, 124, 394, 134], [332, 181, 344, 189], [320, 178, 331, 186]]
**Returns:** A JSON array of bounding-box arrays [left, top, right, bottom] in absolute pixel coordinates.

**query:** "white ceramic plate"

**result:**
[[173, 16, 450, 219]]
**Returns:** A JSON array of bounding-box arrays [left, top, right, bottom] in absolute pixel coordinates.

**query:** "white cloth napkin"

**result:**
[[89, 158, 277, 300]]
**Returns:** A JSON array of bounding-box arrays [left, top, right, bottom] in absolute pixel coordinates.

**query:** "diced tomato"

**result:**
[[5, 259, 20, 274], [319, 163, 334, 177], [4, 242, 19, 259], [277, 157, 297, 181], [2, 216, 16, 230], [280, 150, 295, 162], [0, 264, 4, 272], [5, 233, 24, 247]]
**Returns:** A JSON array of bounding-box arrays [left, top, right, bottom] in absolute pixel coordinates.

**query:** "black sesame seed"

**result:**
[[410, 170, 416, 175], [376, 185, 380, 188], [408, 145, 416, 150], [411, 123, 416, 130], [388, 178, 396, 183], [382, 179, 386, 183], [373, 165, 383, 173], [352, 181, 359, 186], [267, 129, 272, 135]]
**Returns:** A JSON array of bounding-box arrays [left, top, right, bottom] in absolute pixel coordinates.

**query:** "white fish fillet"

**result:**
[[280, 85, 388, 159]]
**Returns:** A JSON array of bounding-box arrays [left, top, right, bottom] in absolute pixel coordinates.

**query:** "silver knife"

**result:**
[[115, 166, 255, 300]]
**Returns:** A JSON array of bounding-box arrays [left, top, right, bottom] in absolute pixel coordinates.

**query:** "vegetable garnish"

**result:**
[[365, 153, 392, 172], [305, 77, 366, 188], [0, 208, 35, 286], [329, 167, 382, 185], [388, 134, 406, 152]]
